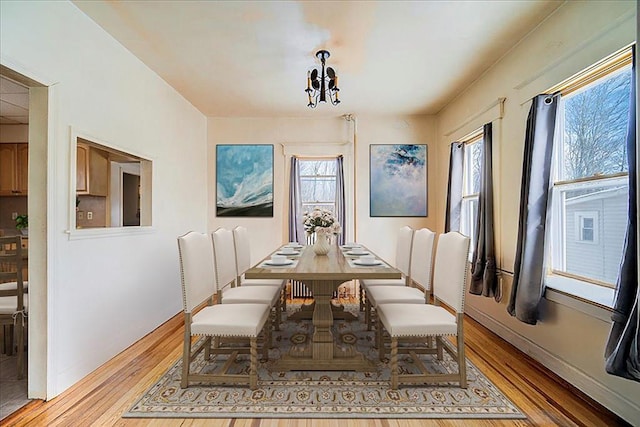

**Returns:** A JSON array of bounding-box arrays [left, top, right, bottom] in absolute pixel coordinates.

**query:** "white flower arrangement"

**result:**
[[303, 208, 342, 235]]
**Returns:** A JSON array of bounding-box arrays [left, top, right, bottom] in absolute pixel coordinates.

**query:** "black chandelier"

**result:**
[[305, 50, 340, 108]]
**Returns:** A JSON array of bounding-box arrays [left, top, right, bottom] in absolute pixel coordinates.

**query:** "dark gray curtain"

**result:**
[[508, 94, 560, 325], [335, 155, 346, 245], [288, 156, 305, 244], [445, 142, 464, 232], [605, 46, 639, 382], [470, 123, 498, 300]]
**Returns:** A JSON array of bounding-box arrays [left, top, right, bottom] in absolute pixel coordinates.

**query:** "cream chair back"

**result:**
[[177, 231, 216, 313], [212, 227, 238, 289], [395, 226, 414, 277], [233, 226, 251, 275], [409, 228, 436, 291], [432, 232, 470, 313]]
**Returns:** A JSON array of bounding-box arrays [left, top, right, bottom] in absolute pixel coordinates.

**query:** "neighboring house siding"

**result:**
[[565, 191, 627, 284]]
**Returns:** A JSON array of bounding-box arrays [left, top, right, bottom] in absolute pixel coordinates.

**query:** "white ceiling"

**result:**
[[1, 1, 564, 122], [0, 76, 29, 124]]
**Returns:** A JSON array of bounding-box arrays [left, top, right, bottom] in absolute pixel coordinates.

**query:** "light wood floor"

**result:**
[[2, 297, 628, 427]]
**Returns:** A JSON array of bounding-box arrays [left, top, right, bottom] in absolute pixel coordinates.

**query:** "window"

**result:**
[[575, 211, 598, 243], [548, 49, 631, 296], [460, 132, 483, 256], [299, 159, 337, 214], [71, 128, 152, 236]]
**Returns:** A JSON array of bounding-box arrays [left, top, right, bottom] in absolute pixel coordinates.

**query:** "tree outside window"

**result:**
[[550, 54, 631, 288]]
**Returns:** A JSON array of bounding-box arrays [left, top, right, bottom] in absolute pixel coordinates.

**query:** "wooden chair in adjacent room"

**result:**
[[177, 231, 270, 389], [0, 235, 28, 379], [376, 231, 470, 390]]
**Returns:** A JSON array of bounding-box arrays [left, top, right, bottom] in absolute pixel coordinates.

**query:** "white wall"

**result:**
[[1, 1, 208, 398], [435, 1, 639, 423], [208, 115, 437, 264]]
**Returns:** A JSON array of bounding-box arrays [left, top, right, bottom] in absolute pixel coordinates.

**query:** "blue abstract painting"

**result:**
[[216, 144, 273, 217], [370, 144, 427, 217]]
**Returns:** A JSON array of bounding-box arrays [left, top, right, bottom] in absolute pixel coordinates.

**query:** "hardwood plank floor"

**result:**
[[1, 297, 629, 427]]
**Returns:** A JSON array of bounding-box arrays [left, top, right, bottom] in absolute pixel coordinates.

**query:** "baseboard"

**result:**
[[465, 305, 640, 425]]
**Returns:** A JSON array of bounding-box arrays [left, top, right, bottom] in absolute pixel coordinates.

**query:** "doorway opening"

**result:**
[[0, 65, 49, 417]]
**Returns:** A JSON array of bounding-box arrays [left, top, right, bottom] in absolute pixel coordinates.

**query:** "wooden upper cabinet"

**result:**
[[0, 143, 28, 196], [76, 142, 109, 196], [76, 144, 88, 193], [17, 144, 28, 194]]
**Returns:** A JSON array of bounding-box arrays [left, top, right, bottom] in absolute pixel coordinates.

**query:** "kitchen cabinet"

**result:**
[[0, 143, 28, 196], [76, 143, 109, 196]]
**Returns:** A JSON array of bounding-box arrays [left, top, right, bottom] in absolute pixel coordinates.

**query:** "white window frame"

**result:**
[[545, 47, 632, 305], [460, 131, 483, 258], [299, 158, 338, 215]]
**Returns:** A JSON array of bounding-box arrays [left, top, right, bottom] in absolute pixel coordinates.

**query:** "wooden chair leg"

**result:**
[[262, 318, 271, 360], [436, 336, 444, 360], [4, 325, 14, 356], [204, 336, 212, 360], [181, 330, 192, 389], [391, 338, 398, 390], [377, 317, 384, 360], [458, 333, 467, 388], [273, 304, 280, 332], [250, 337, 258, 390], [281, 286, 287, 312], [15, 314, 25, 380]]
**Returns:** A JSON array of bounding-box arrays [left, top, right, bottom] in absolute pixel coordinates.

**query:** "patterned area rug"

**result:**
[[125, 304, 524, 419]]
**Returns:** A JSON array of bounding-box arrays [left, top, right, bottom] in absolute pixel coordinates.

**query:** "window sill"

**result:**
[[544, 275, 614, 322], [66, 226, 155, 240]]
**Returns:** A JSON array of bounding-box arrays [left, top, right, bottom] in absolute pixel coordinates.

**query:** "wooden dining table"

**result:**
[[245, 243, 401, 371]]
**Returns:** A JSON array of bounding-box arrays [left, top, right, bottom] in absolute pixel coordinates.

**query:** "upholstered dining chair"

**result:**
[[233, 226, 286, 312], [376, 231, 470, 390], [212, 228, 282, 330], [366, 228, 436, 331], [361, 225, 414, 317], [177, 231, 270, 389], [0, 236, 28, 379]]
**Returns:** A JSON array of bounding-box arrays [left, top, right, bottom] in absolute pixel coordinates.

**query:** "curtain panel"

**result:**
[[605, 46, 639, 382], [508, 94, 560, 325], [445, 142, 464, 233], [469, 123, 499, 300], [288, 156, 305, 244], [335, 156, 346, 245]]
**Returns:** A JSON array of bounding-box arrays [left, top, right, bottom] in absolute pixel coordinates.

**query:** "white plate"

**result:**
[[347, 251, 369, 256], [264, 260, 295, 266], [342, 245, 361, 250], [285, 244, 303, 248], [353, 260, 382, 266], [277, 251, 299, 256]]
